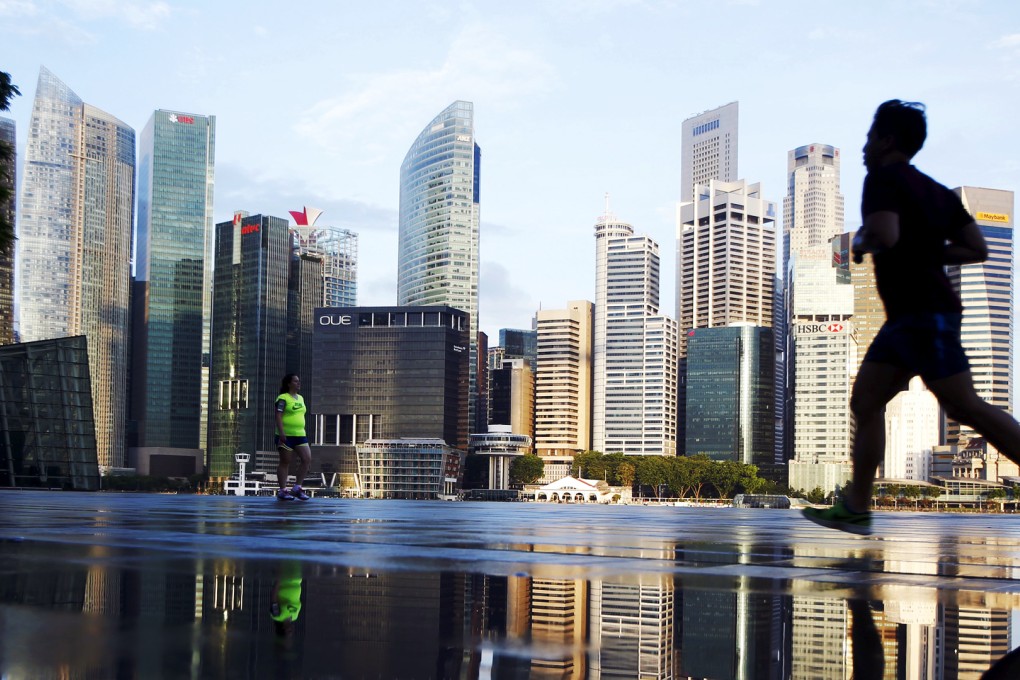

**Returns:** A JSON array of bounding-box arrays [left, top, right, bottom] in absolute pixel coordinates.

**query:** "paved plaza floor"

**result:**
[[2, 490, 1019, 678]]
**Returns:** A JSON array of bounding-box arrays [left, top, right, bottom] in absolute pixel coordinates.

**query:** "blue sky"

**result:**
[[2, 0, 1018, 340]]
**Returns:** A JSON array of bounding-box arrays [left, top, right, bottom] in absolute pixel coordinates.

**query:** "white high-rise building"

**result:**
[[947, 187, 1014, 451], [783, 143, 848, 481], [783, 144, 844, 262], [883, 378, 939, 480], [534, 300, 593, 480], [593, 209, 678, 456], [785, 245, 856, 494], [680, 102, 738, 202], [18, 67, 135, 469]]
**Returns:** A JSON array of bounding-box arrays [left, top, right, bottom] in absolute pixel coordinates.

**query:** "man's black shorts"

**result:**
[[863, 313, 970, 381]]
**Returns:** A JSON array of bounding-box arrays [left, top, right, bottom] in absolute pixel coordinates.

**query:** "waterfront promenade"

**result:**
[[2, 490, 1019, 678]]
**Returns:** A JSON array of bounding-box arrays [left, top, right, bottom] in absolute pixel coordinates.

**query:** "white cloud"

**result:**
[[0, 0, 39, 18], [992, 33, 1020, 50], [293, 21, 556, 160], [59, 0, 171, 30]]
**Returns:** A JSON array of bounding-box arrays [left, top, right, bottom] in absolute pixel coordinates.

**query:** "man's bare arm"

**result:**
[[853, 211, 899, 261], [944, 221, 988, 265]]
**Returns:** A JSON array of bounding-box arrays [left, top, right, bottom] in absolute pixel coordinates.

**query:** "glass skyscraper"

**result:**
[[208, 213, 291, 479], [685, 325, 775, 465], [0, 116, 14, 345], [18, 67, 134, 469], [291, 222, 358, 307], [398, 101, 480, 428], [132, 109, 215, 453]]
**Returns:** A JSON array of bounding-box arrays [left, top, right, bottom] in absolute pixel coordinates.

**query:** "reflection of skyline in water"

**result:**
[[2, 547, 1016, 678], [3, 494, 1020, 678]]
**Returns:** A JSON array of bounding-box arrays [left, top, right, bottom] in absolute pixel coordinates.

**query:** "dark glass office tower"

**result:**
[[311, 306, 470, 457], [0, 116, 13, 346], [207, 213, 291, 479], [132, 109, 215, 453], [685, 325, 774, 465]]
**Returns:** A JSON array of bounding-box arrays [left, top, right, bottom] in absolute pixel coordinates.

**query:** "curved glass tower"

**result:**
[[398, 101, 480, 430]]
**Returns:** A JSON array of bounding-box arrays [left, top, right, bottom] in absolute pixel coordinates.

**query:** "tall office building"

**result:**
[[785, 244, 856, 494], [289, 207, 358, 307], [398, 101, 480, 429], [677, 180, 776, 456], [680, 102, 738, 202], [783, 144, 844, 264], [676, 180, 776, 334], [594, 210, 678, 456], [782, 144, 844, 473], [207, 213, 291, 479], [0, 116, 14, 345], [499, 328, 537, 365], [685, 325, 774, 465], [131, 109, 215, 458], [883, 378, 939, 480], [18, 67, 134, 469], [488, 357, 534, 439], [310, 306, 470, 486], [534, 300, 593, 479], [592, 210, 634, 450], [947, 187, 1014, 448]]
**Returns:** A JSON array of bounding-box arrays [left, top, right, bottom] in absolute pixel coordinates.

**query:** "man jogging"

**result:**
[[804, 99, 1020, 535]]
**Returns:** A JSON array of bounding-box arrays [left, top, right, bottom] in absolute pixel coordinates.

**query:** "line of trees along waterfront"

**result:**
[[568, 451, 771, 501]]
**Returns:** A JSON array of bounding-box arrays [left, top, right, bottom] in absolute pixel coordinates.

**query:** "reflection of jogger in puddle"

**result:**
[[270, 560, 303, 639]]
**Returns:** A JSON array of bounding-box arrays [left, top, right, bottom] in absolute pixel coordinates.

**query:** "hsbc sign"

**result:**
[[798, 322, 848, 334]]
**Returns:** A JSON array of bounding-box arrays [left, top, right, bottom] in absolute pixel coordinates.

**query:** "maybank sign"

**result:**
[[976, 211, 1010, 224]]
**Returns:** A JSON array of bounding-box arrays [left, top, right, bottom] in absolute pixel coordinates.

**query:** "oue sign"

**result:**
[[319, 314, 353, 326]]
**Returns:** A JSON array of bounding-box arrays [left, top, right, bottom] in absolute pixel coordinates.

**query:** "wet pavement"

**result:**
[[1, 490, 1019, 679]]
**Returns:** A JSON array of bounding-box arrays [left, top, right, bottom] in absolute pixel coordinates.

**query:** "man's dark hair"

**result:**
[[872, 99, 927, 157]]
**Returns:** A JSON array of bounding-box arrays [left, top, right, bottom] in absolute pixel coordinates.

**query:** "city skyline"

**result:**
[[2, 2, 1018, 342]]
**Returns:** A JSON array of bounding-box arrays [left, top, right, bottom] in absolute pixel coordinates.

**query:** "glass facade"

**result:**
[[291, 225, 358, 307], [0, 116, 13, 345], [685, 325, 774, 465], [398, 101, 480, 430], [357, 438, 458, 499], [948, 187, 1014, 447], [132, 109, 215, 451], [312, 306, 470, 454], [0, 336, 100, 489], [18, 68, 134, 469], [208, 214, 291, 478], [499, 328, 537, 365]]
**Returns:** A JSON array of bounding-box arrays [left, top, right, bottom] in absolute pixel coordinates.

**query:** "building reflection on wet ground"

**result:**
[[1, 491, 1019, 679]]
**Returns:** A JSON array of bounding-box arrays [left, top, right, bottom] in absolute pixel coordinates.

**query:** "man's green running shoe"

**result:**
[[803, 500, 873, 536]]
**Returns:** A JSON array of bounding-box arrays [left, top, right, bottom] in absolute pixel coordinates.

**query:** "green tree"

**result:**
[[636, 456, 670, 498], [708, 460, 744, 499], [510, 454, 544, 486], [922, 485, 943, 510], [903, 485, 922, 509], [618, 461, 636, 490], [885, 483, 902, 509], [570, 450, 604, 479], [0, 71, 21, 254], [986, 487, 1008, 513], [806, 487, 827, 505]]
